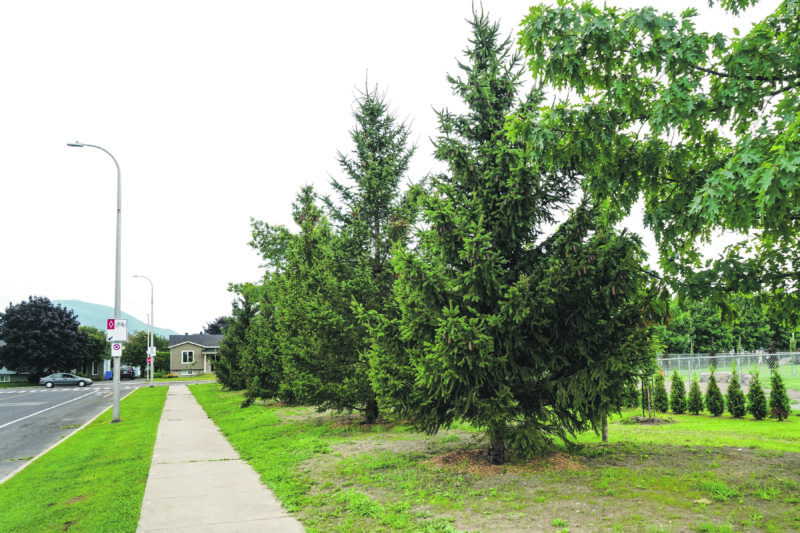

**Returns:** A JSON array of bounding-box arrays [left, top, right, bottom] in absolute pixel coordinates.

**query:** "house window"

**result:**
[[91, 362, 98, 376], [181, 370, 194, 376], [182, 350, 194, 364], [0, 375, 9, 383]]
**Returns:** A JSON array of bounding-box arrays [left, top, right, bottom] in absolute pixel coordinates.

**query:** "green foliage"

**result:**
[[669, 369, 686, 414], [747, 370, 768, 420], [705, 368, 725, 417], [653, 373, 669, 413], [363, 11, 667, 464], [121, 330, 168, 369], [0, 296, 90, 377], [243, 83, 420, 422], [726, 366, 747, 418], [215, 284, 258, 391], [768, 369, 792, 421], [517, 1, 800, 325], [687, 374, 704, 415], [79, 325, 107, 372]]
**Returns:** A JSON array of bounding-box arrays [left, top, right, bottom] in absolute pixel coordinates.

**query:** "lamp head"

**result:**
[[67, 142, 85, 147]]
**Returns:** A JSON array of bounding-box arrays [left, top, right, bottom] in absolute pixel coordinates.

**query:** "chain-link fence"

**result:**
[[656, 352, 800, 383]]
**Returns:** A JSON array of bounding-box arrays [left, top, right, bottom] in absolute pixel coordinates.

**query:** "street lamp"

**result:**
[[67, 141, 123, 422], [133, 274, 155, 388]]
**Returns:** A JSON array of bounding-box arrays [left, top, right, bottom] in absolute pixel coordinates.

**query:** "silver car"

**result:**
[[39, 373, 93, 388]]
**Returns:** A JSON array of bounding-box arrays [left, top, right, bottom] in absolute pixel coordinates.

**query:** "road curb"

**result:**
[[0, 387, 141, 485]]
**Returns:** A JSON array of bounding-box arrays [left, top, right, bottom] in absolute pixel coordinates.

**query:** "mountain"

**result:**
[[54, 300, 178, 339]]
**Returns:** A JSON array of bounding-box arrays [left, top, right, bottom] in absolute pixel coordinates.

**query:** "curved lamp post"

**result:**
[[67, 141, 123, 422], [133, 274, 155, 387]]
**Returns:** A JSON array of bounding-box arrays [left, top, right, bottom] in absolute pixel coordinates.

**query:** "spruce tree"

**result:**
[[747, 370, 768, 420], [705, 367, 725, 417], [726, 366, 746, 418], [362, 11, 667, 464], [769, 370, 792, 421], [654, 373, 669, 413], [669, 370, 686, 414], [687, 374, 704, 415]]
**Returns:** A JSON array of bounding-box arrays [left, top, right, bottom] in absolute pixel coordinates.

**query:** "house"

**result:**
[[168, 334, 224, 376]]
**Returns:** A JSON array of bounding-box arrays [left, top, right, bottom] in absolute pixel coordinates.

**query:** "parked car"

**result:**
[[120, 366, 135, 380], [39, 373, 93, 388]]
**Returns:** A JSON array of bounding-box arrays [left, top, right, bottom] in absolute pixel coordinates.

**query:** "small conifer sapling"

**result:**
[[705, 366, 725, 417], [687, 374, 704, 415], [747, 370, 768, 420]]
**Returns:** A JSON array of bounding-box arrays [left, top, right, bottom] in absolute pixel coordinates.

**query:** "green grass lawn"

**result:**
[[191, 384, 800, 533], [0, 387, 167, 533], [0, 381, 33, 388]]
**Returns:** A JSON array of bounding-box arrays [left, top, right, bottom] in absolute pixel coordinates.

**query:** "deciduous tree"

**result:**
[[517, 0, 800, 324], [0, 297, 88, 378]]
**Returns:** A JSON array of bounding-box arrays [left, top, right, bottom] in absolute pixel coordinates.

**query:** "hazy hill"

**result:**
[[54, 300, 178, 339]]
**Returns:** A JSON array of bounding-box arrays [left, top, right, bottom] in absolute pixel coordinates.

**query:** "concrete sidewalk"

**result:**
[[137, 385, 305, 532]]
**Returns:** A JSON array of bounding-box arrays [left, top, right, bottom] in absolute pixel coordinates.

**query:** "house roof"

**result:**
[[168, 334, 224, 349]]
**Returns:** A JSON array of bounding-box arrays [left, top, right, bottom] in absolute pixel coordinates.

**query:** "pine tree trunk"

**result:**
[[487, 433, 505, 465], [601, 413, 608, 443], [364, 399, 379, 425]]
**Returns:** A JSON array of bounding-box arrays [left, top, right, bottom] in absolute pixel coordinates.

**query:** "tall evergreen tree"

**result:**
[[319, 85, 420, 423], [216, 284, 258, 392], [363, 11, 666, 464], [705, 367, 725, 417], [768, 370, 792, 421], [726, 366, 746, 418], [653, 373, 669, 413], [669, 370, 686, 414], [687, 374, 704, 415], [272, 188, 365, 413], [747, 370, 768, 420]]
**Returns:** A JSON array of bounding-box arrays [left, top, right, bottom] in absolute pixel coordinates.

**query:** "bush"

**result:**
[[653, 373, 669, 413], [687, 375, 704, 415], [705, 366, 725, 417], [769, 370, 792, 421], [669, 370, 686, 414], [726, 366, 746, 418], [747, 370, 768, 420]]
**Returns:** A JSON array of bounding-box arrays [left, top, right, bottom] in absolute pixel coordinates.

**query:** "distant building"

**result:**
[[167, 334, 223, 376]]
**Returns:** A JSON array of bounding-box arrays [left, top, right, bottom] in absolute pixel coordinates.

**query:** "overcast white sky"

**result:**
[[0, 1, 778, 334]]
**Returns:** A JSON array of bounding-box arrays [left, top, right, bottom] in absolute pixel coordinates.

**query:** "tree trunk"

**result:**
[[601, 413, 608, 443], [364, 399, 379, 425], [487, 433, 505, 465]]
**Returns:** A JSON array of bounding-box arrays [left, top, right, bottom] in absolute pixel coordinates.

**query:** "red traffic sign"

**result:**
[[147, 357, 152, 363], [107, 319, 115, 329]]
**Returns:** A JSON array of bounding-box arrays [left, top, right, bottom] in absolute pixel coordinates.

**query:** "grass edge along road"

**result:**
[[191, 383, 800, 533], [0, 386, 167, 533]]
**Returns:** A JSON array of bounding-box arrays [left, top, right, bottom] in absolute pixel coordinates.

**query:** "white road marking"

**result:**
[[0, 391, 96, 430]]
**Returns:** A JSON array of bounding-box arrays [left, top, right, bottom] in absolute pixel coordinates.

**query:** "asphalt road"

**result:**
[[0, 382, 142, 481]]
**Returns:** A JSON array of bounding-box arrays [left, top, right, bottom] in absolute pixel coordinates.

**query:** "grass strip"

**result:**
[[576, 409, 800, 451], [191, 384, 800, 532], [0, 386, 167, 533]]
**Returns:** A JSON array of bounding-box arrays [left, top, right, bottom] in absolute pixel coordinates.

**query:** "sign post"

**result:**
[[106, 318, 126, 423]]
